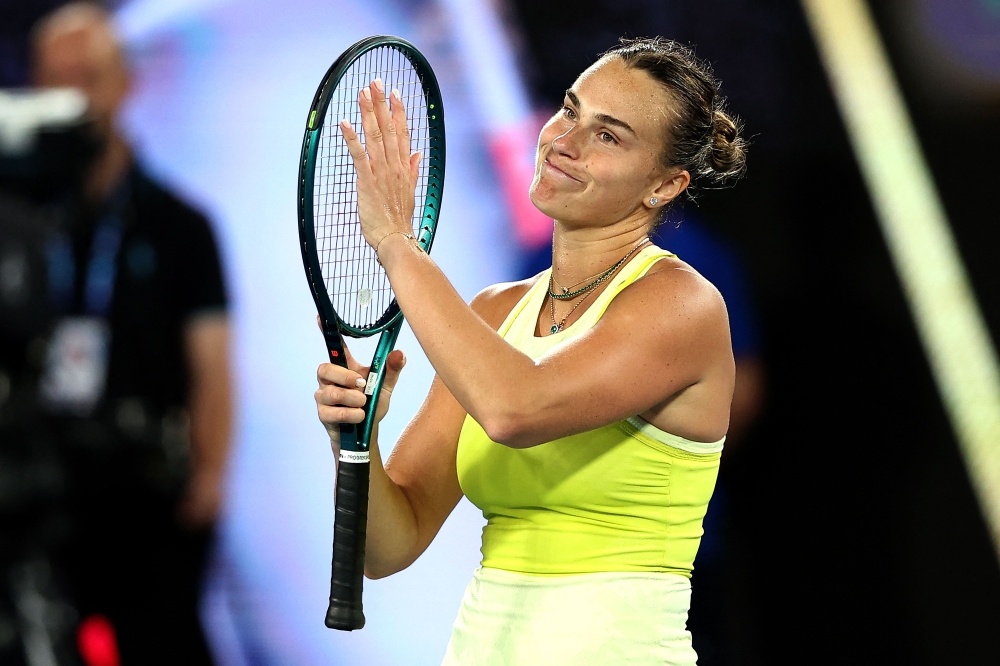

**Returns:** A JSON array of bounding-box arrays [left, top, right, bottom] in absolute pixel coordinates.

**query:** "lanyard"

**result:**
[[48, 175, 132, 317]]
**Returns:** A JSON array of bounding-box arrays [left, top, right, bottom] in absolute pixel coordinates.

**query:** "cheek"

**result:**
[[532, 120, 564, 180], [586, 158, 648, 206]]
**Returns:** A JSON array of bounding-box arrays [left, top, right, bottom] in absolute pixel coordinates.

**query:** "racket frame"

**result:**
[[296, 34, 444, 631]]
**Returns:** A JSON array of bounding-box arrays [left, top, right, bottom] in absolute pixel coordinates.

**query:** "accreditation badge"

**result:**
[[39, 316, 111, 415]]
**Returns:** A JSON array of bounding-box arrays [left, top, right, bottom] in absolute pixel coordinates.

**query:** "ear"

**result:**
[[645, 170, 690, 210]]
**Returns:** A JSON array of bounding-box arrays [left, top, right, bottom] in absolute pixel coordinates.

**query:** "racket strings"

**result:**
[[314, 45, 432, 331]]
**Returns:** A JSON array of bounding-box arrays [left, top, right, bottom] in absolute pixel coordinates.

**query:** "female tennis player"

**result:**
[[315, 37, 746, 664]]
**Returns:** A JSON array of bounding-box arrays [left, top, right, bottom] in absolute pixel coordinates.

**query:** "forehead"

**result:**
[[35, 23, 119, 77], [570, 57, 673, 143]]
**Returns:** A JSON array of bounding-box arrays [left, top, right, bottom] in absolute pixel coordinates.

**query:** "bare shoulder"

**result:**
[[609, 253, 729, 334], [470, 275, 541, 331]]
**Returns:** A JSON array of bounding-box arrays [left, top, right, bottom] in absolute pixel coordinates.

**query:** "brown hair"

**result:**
[[602, 37, 747, 200]]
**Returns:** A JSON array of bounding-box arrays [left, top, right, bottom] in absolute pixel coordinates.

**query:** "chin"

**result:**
[[528, 183, 566, 220]]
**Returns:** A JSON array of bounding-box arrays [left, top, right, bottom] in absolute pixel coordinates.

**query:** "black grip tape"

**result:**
[[325, 459, 370, 630]]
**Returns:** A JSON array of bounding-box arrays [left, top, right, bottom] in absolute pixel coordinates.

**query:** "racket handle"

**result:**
[[326, 456, 370, 630]]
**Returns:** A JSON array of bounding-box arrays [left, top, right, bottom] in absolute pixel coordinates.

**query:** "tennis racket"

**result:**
[[297, 35, 445, 631]]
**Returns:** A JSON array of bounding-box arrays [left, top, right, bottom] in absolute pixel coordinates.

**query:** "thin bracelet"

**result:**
[[375, 230, 415, 254]]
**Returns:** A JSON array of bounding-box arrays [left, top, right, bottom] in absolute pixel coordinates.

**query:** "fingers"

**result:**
[[389, 88, 411, 170], [372, 79, 410, 178], [338, 79, 418, 245], [370, 349, 406, 425], [357, 81, 389, 175], [381, 349, 407, 394], [315, 385, 367, 424], [409, 151, 422, 189], [386, 348, 406, 372], [339, 119, 371, 180], [357, 79, 409, 184], [316, 362, 368, 425], [371, 79, 400, 160], [317, 361, 366, 389]]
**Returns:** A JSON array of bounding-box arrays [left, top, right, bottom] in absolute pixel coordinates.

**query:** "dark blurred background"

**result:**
[[2, 0, 999, 664]]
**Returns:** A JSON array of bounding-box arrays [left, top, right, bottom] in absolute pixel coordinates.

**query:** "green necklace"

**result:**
[[548, 281, 600, 334], [548, 239, 649, 301]]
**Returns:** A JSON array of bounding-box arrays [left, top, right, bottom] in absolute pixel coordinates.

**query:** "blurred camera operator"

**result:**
[[31, 3, 232, 663]]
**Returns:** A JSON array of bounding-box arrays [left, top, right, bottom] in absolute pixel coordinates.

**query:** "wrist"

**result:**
[[375, 230, 421, 267], [374, 229, 413, 252]]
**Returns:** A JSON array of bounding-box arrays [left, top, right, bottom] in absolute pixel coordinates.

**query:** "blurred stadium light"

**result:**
[[437, 0, 552, 250], [803, 0, 1000, 559]]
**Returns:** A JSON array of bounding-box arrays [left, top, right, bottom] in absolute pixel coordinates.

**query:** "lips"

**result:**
[[543, 158, 582, 183]]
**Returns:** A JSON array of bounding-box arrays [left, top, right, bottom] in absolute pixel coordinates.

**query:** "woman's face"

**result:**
[[529, 57, 682, 230]]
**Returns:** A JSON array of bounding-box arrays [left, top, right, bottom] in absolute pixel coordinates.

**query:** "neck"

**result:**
[[549, 216, 652, 288], [85, 132, 131, 204]]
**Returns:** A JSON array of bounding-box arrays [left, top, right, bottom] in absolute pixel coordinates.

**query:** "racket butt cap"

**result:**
[[325, 604, 365, 631]]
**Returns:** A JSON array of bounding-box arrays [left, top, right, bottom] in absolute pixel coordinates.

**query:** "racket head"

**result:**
[[298, 35, 444, 340]]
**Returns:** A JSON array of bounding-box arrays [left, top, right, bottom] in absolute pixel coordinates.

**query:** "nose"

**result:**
[[550, 124, 581, 160]]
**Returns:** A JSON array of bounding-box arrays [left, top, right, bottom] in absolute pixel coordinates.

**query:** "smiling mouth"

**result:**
[[543, 158, 581, 182]]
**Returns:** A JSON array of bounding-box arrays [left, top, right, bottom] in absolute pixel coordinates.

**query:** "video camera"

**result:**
[[0, 87, 96, 342], [0, 88, 96, 545]]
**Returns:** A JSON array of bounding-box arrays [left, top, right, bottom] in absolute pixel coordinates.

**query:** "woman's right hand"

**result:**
[[315, 345, 407, 451], [315, 351, 368, 450]]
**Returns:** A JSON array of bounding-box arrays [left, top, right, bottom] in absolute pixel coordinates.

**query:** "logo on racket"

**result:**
[[357, 287, 373, 307]]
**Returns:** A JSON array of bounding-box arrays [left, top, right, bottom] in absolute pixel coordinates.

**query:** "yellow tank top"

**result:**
[[456, 245, 723, 577]]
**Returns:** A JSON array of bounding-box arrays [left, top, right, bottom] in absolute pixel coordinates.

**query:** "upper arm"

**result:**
[[172, 198, 229, 385], [182, 313, 233, 468], [184, 313, 231, 389], [503, 267, 733, 445], [381, 279, 532, 556], [172, 205, 228, 317], [382, 374, 466, 558]]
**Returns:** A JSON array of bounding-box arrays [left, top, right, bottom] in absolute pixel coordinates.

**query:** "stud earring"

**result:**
[[649, 197, 659, 206]]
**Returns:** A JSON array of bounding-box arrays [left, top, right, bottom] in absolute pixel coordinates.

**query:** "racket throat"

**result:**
[[356, 326, 402, 449]]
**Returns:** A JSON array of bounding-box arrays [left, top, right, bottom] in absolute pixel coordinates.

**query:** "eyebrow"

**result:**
[[565, 89, 637, 137]]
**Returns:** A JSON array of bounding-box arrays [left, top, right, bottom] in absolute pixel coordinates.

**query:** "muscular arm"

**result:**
[[378, 237, 731, 447], [180, 312, 233, 526], [364, 375, 466, 578]]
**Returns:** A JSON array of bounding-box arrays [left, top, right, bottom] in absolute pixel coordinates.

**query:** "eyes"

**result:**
[[560, 105, 619, 145]]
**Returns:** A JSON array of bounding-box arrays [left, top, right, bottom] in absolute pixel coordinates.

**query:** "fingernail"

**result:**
[[373, 78, 383, 92], [391, 88, 401, 100], [362, 87, 371, 101], [355, 377, 366, 388]]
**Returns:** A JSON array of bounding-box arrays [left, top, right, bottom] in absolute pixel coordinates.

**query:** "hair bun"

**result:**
[[603, 36, 747, 202], [707, 109, 747, 183]]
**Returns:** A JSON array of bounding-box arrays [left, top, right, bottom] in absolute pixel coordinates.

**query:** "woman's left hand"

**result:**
[[341, 78, 423, 250]]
